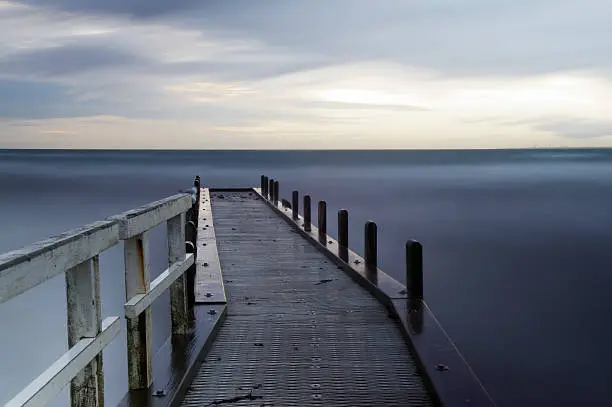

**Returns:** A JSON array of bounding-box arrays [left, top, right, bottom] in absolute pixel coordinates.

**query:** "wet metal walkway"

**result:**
[[181, 192, 434, 406]]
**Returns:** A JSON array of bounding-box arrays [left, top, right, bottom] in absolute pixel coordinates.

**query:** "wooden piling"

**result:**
[[364, 221, 377, 270], [292, 191, 299, 220], [318, 201, 327, 244], [406, 240, 424, 300], [338, 209, 348, 261], [65, 256, 103, 407], [304, 195, 312, 232], [169, 212, 188, 334], [124, 232, 153, 390]]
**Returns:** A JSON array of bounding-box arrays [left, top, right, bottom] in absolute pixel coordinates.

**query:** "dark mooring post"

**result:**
[[364, 221, 377, 270], [292, 191, 299, 220], [318, 201, 327, 243], [273, 181, 279, 205], [261, 175, 267, 197], [338, 209, 349, 261], [406, 240, 424, 299], [268, 178, 274, 201], [304, 195, 312, 232]]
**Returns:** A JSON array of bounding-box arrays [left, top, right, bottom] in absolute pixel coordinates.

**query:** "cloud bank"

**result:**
[[1, 0, 612, 148]]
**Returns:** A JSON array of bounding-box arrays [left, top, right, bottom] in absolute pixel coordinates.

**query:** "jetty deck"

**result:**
[[0, 176, 496, 407], [182, 191, 431, 406]]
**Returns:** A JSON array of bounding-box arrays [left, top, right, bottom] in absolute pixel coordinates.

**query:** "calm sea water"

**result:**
[[1, 149, 612, 407]]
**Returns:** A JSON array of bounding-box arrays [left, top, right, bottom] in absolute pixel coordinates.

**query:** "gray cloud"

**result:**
[[1, 0, 612, 145], [0, 78, 110, 119], [16, 0, 200, 18], [7, 0, 612, 80], [0, 43, 148, 78], [174, 0, 612, 77], [533, 118, 612, 139]]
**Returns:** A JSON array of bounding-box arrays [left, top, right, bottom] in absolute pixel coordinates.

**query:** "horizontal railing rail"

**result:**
[[1, 176, 201, 407]]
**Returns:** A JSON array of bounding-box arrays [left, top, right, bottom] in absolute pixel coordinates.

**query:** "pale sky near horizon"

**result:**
[[1, 0, 612, 149]]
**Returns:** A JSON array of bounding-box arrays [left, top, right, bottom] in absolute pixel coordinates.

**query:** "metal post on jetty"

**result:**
[[406, 240, 424, 300], [364, 221, 377, 271], [292, 191, 299, 220], [261, 175, 268, 198], [304, 195, 312, 231], [268, 178, 274, 202], [273, 181, 279, 205], [338, 209, 349, 261], [318, 201, 327, 243]]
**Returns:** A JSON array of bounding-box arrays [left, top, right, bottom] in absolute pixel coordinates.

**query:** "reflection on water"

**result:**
[[1, 149, 612, 407]]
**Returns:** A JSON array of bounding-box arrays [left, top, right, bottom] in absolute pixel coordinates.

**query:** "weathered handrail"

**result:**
[[1, 177, 201, 407], [0, 220, 119, 304]]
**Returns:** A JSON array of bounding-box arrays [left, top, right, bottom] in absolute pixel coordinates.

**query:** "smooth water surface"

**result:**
[[1, 149, 612, 407]]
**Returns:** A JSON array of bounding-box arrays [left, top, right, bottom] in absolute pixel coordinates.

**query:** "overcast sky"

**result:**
[[1, 0, 612, 149]]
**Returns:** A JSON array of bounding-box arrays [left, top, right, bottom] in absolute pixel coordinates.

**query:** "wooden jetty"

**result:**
[[0, 176, 496, 407]]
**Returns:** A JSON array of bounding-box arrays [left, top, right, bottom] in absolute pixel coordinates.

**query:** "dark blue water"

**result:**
[[1, 149, 612, 407]]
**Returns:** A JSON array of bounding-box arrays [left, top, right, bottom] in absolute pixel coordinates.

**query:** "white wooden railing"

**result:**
[[0, 177, 201, 407]]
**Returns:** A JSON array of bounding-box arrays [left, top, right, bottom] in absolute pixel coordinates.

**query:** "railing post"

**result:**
[[65, 256, 103, 407], [364, 221, 377, 271], [268, 178, 274, 201], [169, 212, 188, 334], [124, 232, 153, 390], [338, 209, 348, 261], [304, 195, 312, 232], [318, 201, 327, 243], [406, 240, 424, 299], [292, 191, 299, 220]]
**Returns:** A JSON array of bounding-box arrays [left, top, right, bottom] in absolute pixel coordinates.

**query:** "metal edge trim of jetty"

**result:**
[[252, 187, 497, 407], [116, 305, 228, 407], [208, 187, 256, 192], [194, 188, 227, 304]]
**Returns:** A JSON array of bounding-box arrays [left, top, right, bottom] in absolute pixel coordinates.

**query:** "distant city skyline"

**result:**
[[1, 0, 612, 149]]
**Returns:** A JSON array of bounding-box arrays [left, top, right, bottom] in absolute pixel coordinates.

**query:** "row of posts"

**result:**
[[261, 175, 423, 299]]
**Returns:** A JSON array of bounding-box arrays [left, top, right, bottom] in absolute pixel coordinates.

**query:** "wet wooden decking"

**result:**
[[181, 191, 434, 406]]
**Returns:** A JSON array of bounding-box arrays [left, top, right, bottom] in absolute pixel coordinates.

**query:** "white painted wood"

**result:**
[[168, 212, 189, 334], [124, 253, 194, 319], [65, 257, 103, 407], [123, 232, 152, 390], [112, 194, 192, 239], [5, 317, 120, 407], [0, 220, 118, 304], [194, 189, 226, 304], [194, 242, 226, 304]]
